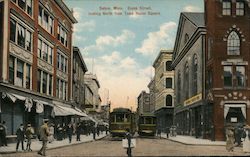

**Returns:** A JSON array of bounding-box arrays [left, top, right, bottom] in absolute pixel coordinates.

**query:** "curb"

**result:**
[[0, 135, 108, 154], [161, 136, 226, 146]]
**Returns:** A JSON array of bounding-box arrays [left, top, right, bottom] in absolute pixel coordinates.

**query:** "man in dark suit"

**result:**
[[16, 124, 25, 151]]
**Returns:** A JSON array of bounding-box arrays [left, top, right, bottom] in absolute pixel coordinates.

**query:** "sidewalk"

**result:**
[[160, 133, 226, 146], [0, 133, 107, 154]]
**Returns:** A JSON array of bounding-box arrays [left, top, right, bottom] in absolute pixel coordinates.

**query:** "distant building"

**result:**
[[147, 78, 156, 113], [137, 91, 150, 115], [84, 73, 102, 114], [153, 50, 174, 131], [72, 46, 88, 111]]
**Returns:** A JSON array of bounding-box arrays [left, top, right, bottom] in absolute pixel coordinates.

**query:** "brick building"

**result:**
[[137, 90, 150, 115], [205, 0, 250, 140], [0, 0, 79, 136]]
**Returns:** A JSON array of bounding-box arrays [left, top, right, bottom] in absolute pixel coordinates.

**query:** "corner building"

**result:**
[[172, 0, 250, 141], [0, 0, 77, 136]]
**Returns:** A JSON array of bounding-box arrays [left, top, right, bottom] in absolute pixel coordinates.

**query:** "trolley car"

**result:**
[[138, 113, 156, 136], [109, 108, 136, 137]]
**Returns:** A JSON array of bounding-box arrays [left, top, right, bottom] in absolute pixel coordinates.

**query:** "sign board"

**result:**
[[231, 117, 237, 123], [184, 93, 202, 106], [122, 139, 136, 148]]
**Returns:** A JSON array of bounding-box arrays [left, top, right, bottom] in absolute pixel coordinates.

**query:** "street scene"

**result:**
[[1, 0, 250, 156]]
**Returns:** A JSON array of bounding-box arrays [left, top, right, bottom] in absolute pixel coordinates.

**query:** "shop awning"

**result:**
[[53, 104, 88, 117], [80, 116, 97, 124]]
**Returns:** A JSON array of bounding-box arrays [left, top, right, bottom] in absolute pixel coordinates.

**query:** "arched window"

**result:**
[[192, 55, 198, 95], [166, 95, 172, 106], [184, 62, 189, 99], [177, 71, 181, 103], [227, 31, 240, 55]]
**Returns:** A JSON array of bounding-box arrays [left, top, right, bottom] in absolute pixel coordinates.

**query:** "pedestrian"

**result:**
[[0, 121, 5, 147], [157, 128, 161, 138], [234, 126, 242, 146], [97, 125, 100, 137], [243, 125, 250, 153], [125, 128, 132, 157], [225, 125, 235, 152], [66, 123, 73, 143], [57, 124, 63, 141], [92, 125, 96, 140], [38, 119, 50, 156], [16, 124, 25, 152], [76, 123, 82, 141], [166, 127, 170, 138], [48, 123, 55, 143], [2, 121, 7, 146], [25, 123, 34, 151]]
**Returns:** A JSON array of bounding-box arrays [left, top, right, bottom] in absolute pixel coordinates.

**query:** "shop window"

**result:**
[[227, 31, 240, 55]]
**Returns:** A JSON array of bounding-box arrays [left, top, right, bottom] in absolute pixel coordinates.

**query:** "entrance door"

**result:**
[[225, 106, 246, 126]]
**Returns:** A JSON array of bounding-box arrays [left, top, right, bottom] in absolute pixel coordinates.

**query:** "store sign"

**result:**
[[231, 117, 237, 122], [184, 93, 202, 106]]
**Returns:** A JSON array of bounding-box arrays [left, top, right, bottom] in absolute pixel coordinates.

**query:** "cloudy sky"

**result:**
[[65, 0, 204, 111]]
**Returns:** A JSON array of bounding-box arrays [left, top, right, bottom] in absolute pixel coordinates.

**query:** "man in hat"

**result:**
[[38, 119, 50, 156], [25, 123, 34, 151], [16, 124, 25, 151]]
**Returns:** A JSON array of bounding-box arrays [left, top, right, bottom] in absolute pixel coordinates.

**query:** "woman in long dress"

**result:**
[[243, 125, 250, 153], [226, 126, 235, 152]]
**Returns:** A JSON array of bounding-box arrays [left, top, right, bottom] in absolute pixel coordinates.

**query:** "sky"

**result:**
[[64, 0, 204, 111]]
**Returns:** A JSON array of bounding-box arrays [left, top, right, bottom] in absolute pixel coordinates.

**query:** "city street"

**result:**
[[1, 136, 249, 156]]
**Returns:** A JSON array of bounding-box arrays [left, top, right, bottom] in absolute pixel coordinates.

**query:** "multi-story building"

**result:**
[[204, 0, 250, 141], [137, 90, 150, 115], [72, 46, 88, 110], [148, 78, 156, 113], [0, 0, 77, 136], [153, 50, 174, 131], [84, 73, 101, 113], [172, 0, 250, 141]]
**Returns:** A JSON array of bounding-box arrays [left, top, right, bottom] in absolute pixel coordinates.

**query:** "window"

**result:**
[[10, 18, 33, 52], [9, 56, 15, 84], [166, 78, 172, 88], [227, 31, 240, 55], [10, 19, 16, 42], [16, 59, 24, 87], [224, 66, 232, 87], [42, 72, 47, 94], [26, 64, 31, 89], [166, 95, 172, 106], [236, 66, 245, 87], [57, 52, 68, 73], [56, 79, 67, 100], [192, 55, 198, 95], [165, 61, 172, 71], [37, 70, 41, 92], [56, 79, 59, 98], [222, 1, 231, 15], [37, 70, 52, 95], [38, 5, 54, 35], [236, 1, 244, 16], [177, 71, 181, 103], [38, 38, 53, 64], [58, 25, 68, 47], [184, 62, 189, 99], [26, 30, 31, 51], [17, 24, 25, 48], [12, 0, 33, 16]]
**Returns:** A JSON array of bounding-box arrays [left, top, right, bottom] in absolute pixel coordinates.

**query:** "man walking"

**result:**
[[38, 119, 50, 156], [16, 124, 25, 151], [25, 123, 34, 151]]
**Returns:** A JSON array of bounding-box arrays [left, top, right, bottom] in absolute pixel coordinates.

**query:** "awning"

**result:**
[[224, 104, 246, 119], [53, 105, 88, 117], [80, 116, 97, 124]]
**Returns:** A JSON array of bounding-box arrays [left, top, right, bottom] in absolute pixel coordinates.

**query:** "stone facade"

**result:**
[[137, 90, 150, 115]]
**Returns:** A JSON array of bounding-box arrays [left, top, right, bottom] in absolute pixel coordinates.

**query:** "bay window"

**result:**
[[37, 70, 53, 95], [38, 38, 53, 64], [38, 5, 54, 35], [58, 25, 68, 47]]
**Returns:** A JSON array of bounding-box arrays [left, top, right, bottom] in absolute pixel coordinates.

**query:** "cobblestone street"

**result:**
[[1, 136, 249, 156]]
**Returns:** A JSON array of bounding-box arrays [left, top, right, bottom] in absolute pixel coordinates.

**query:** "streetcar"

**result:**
[[138, 113, 156, 136], [109, 108, 136, 137]]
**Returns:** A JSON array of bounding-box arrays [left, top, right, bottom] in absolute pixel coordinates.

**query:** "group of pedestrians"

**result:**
[[225, 124, 250, 153]]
